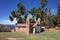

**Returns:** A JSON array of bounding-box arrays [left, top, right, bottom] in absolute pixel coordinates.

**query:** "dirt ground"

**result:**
[[45, 28, 60, 32], [7, 38, 24, 40]]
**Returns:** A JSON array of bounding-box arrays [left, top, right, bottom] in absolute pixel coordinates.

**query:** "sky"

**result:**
[[0, 0, 60, 25]]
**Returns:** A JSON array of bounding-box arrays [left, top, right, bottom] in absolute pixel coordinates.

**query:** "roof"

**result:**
[[16, 23, 35, 27], [16, 23, 26, 27]]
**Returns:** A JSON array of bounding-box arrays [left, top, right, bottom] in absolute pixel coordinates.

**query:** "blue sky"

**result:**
[[0, 0, 60, 25]]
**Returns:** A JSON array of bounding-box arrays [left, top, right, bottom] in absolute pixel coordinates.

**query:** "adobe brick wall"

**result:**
[[11, 28, 16, 32], [14, 26, 26, 32]]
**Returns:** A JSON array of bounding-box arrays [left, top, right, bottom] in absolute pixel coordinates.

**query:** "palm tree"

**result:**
[[9, 2, 26, 23]]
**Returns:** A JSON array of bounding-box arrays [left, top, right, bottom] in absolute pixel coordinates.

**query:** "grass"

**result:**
[[0, 31, 60, 40]]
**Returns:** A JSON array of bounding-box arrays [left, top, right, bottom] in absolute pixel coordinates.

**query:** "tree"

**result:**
[[29, 7, 37, 22], [39, 0, 47, 26], [40, 0, 47, 8], [57, 2, 60, 26], [29, 7, 36, 17], [28, 0, 47, 26], [44, 8, 50, 26], [9, 2, 26, 23]]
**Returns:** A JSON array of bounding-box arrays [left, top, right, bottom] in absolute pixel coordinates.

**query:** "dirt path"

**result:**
[[7, 38, 24, 40]]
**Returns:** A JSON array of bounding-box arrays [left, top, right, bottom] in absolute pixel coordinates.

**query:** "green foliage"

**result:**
[[28, 0, 48, 26], [40, 0, 47, 8], [17, 18, 22, 23], [9, 2, 26, 23], [31, 18, 35, 23], [29, 7, 37, 16], [57, 2, 60, 26], [57, 3, 60, 15], [9, 16, 14, 21], [17, 2, 26, 15], [11, 10, 16, 17]]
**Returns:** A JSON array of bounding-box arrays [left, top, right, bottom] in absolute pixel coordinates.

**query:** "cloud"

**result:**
[[0, 19, 17, 25]]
